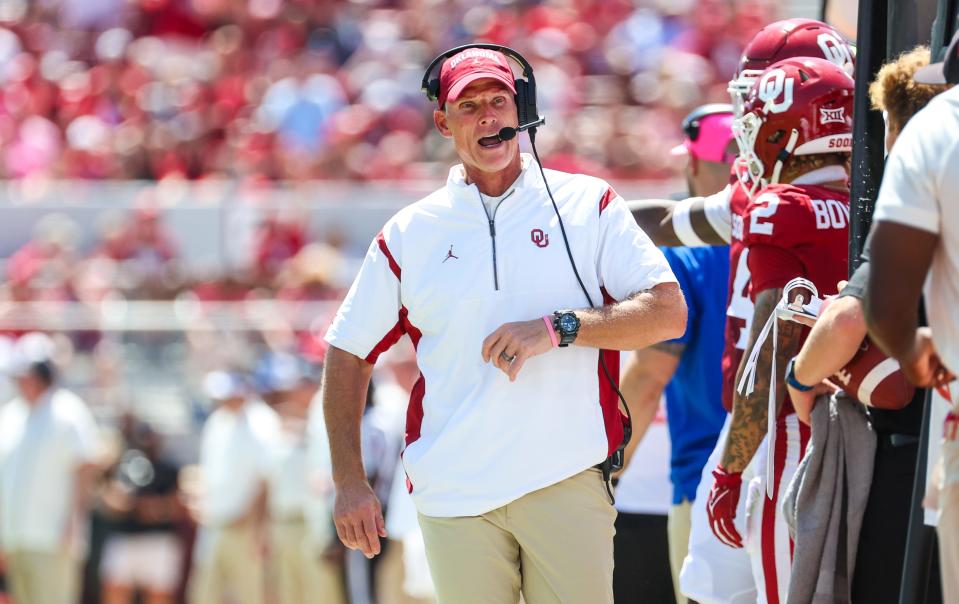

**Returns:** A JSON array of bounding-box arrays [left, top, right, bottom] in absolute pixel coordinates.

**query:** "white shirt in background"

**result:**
[[199, 399, 280, 526], [0, 387, 99, 552], [874, 85, 959, 379], [614, 398, 672, 516], [268, 424, 310, 520]]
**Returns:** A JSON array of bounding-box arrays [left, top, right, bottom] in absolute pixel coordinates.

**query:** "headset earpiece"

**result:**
[[514, 79, 530, 127], [516, 77, 539, 134], [425, 78, 441, 103]]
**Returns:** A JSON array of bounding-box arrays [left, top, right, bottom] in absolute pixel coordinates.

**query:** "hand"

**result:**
[[332, 479, 387, 559], [791, 381, 839, 426], [482, 318, 554, 381], [901, 328, 955, 389], [706, 465, 743, 549]]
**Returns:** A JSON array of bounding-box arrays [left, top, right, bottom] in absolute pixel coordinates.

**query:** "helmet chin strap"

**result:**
[[770, 128, 800, 185]]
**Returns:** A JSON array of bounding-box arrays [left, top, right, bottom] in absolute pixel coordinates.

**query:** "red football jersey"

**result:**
[[740, 182, 850, 415]]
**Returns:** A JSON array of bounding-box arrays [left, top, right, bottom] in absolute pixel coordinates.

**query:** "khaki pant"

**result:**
[[418, 468, 616, 604], [5, 549, 79, 604], [939, 481, 959, 602], [667, 500, 692, 604], [188, 524, 264, 604], [270, 519, 347, 604]]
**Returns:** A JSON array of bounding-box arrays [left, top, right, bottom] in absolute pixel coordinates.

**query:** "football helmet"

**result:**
[[733, 57, 854, 196], [729, 18, 855, 115]]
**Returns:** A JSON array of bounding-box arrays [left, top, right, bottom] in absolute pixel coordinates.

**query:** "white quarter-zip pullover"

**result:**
[[326, 154, 677, 517]]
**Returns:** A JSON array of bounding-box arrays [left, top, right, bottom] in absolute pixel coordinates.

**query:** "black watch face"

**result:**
[[558, 313, 578, 333]]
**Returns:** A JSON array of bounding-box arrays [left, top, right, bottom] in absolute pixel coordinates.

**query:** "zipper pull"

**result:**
[[488, 219, 496, 238]]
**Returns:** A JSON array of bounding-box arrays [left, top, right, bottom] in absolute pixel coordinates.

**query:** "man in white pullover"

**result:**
[[323, 45, 687, 604]]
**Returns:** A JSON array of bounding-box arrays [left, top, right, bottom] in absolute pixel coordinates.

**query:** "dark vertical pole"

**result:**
[[848, 0, 888, 271]]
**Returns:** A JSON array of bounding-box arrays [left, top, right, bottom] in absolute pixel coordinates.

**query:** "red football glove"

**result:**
[[706, 465, 744, 548]]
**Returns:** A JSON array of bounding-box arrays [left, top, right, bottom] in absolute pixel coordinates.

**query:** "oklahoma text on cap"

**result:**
[[437, 48, 517, 108]]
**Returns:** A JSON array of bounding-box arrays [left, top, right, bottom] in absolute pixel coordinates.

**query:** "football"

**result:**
[[831, 337, 916, 410]]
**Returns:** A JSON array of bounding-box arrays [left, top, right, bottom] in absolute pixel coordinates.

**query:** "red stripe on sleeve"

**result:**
[[364, 306, 415, 364], [376, 232, 401, 280], [599, 186, 617, 215]]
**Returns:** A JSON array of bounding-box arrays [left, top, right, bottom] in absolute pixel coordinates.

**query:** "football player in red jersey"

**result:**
[[629, 18, 855, 247], [704, 57, 855, 604], [637, 19, 855, 604]]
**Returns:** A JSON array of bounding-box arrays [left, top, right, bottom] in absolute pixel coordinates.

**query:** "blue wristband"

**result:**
[[786, 357, 814, 392]]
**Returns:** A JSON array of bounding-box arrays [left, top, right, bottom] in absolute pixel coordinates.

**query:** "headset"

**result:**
[[423, 44, 632, 501], [422, 43, 545, 139]]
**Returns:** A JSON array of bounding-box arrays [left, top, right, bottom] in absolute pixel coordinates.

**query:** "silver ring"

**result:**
[[500, 352, 515, 363]]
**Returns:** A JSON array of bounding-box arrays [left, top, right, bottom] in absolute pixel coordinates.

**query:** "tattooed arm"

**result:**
[[720, 287, 805, 472]]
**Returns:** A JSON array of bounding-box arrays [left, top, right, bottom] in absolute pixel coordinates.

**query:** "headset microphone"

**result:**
[[497, 117, 546, 142]]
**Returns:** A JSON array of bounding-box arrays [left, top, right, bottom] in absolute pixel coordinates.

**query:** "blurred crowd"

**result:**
[[0, 330, 431, 604], [0, 0, 777, 183], [1, 193, 352, 329]]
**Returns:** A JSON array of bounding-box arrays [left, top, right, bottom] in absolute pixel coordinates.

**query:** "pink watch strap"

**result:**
[[543, 315, 559, 348]]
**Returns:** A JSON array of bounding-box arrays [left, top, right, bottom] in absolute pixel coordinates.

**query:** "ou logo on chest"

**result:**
[[530, 229, 549, 248]]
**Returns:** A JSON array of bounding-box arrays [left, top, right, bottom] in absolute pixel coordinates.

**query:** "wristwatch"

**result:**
[[785, 357, 814, 392], [552, 310, 580, 347]]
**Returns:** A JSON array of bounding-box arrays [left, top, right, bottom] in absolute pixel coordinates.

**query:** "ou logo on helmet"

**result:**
[[817, 33, 854, 71], [758, 68, 794, 114]]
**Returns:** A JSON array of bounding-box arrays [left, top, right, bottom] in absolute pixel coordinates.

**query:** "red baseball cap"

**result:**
[[437, 48, 516, 108]]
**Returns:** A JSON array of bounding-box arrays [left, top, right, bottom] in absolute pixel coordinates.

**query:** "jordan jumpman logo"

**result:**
[[443, 245, 459, 263]]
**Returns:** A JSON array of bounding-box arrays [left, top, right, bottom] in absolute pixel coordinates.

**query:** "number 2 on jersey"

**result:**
[[749, 193, 780, 236]]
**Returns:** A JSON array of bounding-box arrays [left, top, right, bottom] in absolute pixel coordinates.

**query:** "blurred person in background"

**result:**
[[258, 352, 338, 604], [99, 417, 184, 604], [95, 199, 180, 299], [785, 43, 952, 602], [0, 332, 101, 604], [617, 104, 733, 604], [5, 213, 80, 303], [187, 370, 280, 604], [252, 211, 307, 287], [866, 30, 959, 602]]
